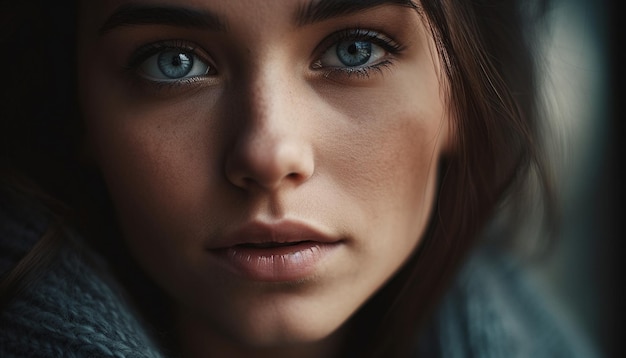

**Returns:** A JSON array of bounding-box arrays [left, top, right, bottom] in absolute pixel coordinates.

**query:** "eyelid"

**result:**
[[309, 28, 405, 82], [127, 39, 214, 73], [312, 28, 404, 67]]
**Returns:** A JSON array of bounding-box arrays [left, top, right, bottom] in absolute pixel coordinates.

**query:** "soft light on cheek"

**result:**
[[323, 120, 442, 253], [320, 77, 449, 256]]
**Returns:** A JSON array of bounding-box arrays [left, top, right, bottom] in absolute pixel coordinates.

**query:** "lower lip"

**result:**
[[210, 241, 340, 282]]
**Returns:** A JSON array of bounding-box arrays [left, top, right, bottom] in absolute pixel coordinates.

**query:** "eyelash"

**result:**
[[313, 28, 404, 79], [125, 39, 213, 88], [125, 28, 404, 90]]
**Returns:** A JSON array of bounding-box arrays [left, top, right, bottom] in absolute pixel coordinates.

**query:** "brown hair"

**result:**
[[342, 0, 554, 356], [0, 0, 554, 356]]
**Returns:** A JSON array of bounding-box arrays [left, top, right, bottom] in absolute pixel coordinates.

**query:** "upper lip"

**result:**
[[207, 220, 340, 249]]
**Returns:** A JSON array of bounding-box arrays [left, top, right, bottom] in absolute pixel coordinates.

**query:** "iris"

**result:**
[[157, 51, 194, 79], [336, 41, 372, 67]]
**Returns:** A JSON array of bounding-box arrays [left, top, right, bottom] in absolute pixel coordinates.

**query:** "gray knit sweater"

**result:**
[[0, 193, 164, 358], [0, 193, 600, 357]]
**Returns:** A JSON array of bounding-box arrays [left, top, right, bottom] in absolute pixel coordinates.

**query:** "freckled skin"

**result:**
[[77, 1, 452, 356]]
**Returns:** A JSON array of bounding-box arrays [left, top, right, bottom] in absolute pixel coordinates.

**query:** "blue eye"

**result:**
[[336, 41, 373, 66], [137, 49, 212, 81], [315, 29, 403, 75], [320, 39, 385, 69], [158, 51, 193, 78]]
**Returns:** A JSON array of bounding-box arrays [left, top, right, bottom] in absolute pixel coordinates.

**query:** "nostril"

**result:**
[[285, 171, 310, 184], [224, 134, 315, 192]]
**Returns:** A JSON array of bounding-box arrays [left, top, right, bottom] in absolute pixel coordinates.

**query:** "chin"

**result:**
[[197, 296, 347, 355], [231, 310, 344, 349]]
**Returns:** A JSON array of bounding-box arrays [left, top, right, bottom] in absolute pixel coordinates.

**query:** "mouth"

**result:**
[[236, 241, 308, 249], [206, 221, 343, 282]]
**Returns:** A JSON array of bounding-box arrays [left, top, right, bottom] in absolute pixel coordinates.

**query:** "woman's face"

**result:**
[[78, 0, 450, 352]]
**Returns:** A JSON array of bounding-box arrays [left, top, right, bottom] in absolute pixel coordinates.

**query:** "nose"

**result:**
[[224, 72, 315, 193]]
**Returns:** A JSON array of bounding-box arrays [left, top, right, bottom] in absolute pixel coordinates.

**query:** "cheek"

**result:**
[[323, 82, 447, 236], [80, 69, 224, 248], [340, 113, 443, 250], [317, 66, 449, 280], [309, 113, 445, 311]]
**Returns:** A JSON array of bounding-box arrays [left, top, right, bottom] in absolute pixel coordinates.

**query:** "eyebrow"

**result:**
[[98, 0, 418, 36], [98, 4, 226, 35], [295, 0, 418, 26]]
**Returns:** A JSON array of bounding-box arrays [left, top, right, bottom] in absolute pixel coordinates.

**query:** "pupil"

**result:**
[[348, 43, 357, 54], [172, 56, 182, 67]]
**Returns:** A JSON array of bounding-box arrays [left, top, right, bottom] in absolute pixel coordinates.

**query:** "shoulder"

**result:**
[[0, 189, 166, 358], [418, 246, 601, 358]]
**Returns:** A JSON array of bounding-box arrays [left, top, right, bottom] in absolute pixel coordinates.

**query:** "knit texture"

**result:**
[[0, 192, 164, 358], [417, 247, 601, 357]]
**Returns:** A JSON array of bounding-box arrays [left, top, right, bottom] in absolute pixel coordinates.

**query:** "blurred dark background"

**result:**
[[532, 0, 622, 356]]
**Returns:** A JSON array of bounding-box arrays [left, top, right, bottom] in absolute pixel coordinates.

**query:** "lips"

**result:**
[[206, 221, 343, 282]]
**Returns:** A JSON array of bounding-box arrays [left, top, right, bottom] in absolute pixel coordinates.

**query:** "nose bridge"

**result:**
[[249, 63, 292, 133], [225, 59, 314, 192]]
